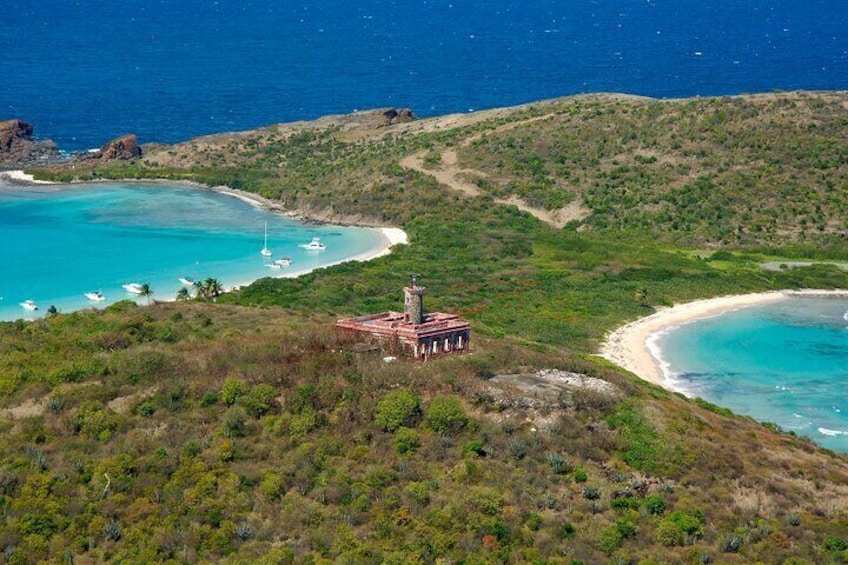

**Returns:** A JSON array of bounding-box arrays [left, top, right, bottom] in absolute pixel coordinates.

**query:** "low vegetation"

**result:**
[[8, 91, 848, 563], [1, 303, 846, 564]]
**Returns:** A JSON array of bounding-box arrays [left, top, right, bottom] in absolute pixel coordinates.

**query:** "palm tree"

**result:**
[[192, 280, 206, 300], [203, 278, 224, 300], [139, 283, 152, 305], [175, 287, 190, 301]]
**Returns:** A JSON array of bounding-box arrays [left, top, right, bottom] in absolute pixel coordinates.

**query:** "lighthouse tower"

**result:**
[[404, 276, 426, 325]]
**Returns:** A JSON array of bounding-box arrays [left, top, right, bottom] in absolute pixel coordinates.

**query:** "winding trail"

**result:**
[[400, 114, 590, 229]]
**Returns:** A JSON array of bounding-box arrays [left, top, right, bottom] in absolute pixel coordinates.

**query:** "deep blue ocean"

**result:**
[[2, 0, 846, 150]]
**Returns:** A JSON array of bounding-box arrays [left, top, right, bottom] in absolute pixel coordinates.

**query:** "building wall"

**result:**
[[410, 330, 470, 359]]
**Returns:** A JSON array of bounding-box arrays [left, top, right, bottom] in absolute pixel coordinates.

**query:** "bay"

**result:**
[[0, 182, 384, 320], [657, 297, 848, 452]]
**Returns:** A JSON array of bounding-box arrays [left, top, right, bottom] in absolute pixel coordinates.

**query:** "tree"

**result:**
[[139, 283, 152, 305], [425, 395, 468, 435], [204, 278, 224, 299], [220, 377, 249, 406], [195, 278, 224, 300], [175, 287, 190, 301], [375, 390, 421, 432]]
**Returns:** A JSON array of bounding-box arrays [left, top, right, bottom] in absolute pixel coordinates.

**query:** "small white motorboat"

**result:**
[[178, 277, 196, 286], [301, 237, 326, 251], [122, 283, 144, 295], [273, 257, 292, 267], [84, 291, 105, 302], [20, 300, 38, 311]]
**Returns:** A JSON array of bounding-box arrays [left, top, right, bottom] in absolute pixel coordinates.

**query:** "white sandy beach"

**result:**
[[0, 170, 54, 185], [598, 289, 848, 390]]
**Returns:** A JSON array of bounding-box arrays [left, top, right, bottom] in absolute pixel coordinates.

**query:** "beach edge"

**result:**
[[597, 289, 848, 390]]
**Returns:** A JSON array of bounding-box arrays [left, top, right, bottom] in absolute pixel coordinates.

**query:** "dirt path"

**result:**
[[400, 114, 590, 229]]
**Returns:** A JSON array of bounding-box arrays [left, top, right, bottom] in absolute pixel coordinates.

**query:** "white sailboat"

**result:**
[[261, 221, 272, 257]]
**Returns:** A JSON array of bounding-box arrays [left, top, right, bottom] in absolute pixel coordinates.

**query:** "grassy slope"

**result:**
[[5, 92, 847, 564]]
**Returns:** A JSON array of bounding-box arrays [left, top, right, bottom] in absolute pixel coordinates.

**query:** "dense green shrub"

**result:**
[[824, 535, 847, 551], [220, 377, 249, 406], [656, 511, 705, 547], [394, 427, 420, 454], [643, 494, 666, 516], [222, 406, 248, 437], [425, 394, 468, 434], [375, 389, 421, 432], [597, 527, 623, 554], [241, 383, 278, 418], [72, 402, 120, 441]]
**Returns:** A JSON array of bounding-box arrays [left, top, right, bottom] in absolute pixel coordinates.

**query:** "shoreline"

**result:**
[[225, 226, 408, 291], [0, 172, 409, 318], [598, 289, 848, 391], [0, 169, 54, 185]]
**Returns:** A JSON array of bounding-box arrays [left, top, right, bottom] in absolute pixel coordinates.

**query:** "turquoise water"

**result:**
[[657, 297, 848, 452], [0, 182, 384, 320]]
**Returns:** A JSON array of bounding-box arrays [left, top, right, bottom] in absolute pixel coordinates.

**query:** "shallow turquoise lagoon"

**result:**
[[657, 297, 848, 452], [0, 182, 384, 321]]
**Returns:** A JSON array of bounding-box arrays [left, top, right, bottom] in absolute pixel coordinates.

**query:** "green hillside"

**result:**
[[6, 91, 847, 564]]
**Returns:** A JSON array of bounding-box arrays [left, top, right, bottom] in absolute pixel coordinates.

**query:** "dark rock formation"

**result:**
[[0, 119, 33, 151], [99, 134, 142, 160], [0, 119, 59, 168], [374, 108, 415, 128]]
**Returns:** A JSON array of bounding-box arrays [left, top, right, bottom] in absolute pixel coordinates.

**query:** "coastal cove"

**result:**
[[0, 177, 405, 321], [600, 291, 848, 452]]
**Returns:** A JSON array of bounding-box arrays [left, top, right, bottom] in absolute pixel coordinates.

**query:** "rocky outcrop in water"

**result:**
[[0, 119, 59, 169]]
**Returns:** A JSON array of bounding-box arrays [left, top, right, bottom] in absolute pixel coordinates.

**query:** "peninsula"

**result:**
[[1, 92, 847, 564]]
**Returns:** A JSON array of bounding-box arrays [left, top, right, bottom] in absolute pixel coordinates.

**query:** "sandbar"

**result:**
[[598, 289, 848, 390]]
